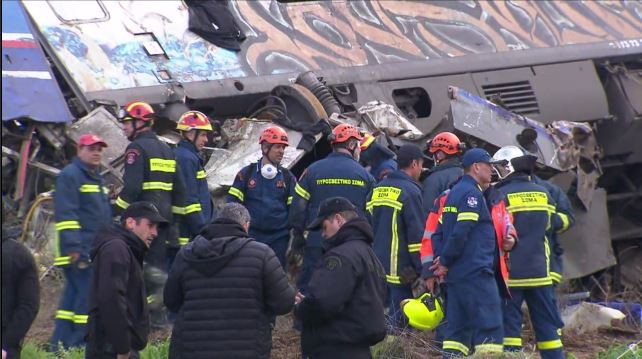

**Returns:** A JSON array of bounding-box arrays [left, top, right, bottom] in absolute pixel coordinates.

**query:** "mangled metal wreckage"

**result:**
[[3, 0, 641, 289]]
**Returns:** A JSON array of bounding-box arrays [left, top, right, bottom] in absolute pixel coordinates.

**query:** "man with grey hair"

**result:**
[[164, 203, 295, 359]]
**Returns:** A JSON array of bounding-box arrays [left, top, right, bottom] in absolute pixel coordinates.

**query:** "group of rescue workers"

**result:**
[[41, 98, 577, 359]]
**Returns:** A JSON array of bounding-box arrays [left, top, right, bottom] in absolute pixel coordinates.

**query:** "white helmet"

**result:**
[[492, 146, 524, 179]]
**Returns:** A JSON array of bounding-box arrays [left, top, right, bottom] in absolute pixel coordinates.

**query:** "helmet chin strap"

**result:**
[[189, 130, 201, 148]]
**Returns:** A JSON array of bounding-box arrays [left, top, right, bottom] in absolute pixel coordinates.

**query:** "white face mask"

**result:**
[[261, 163, 277, 179]]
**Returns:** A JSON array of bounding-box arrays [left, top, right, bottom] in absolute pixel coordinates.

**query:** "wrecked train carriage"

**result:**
[[9, 0, 642, 287]]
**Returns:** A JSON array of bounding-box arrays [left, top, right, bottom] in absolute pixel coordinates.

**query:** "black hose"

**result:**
[[296, 71, 341, 115]]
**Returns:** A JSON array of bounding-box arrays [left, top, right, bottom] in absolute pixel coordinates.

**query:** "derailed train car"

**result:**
[[11, 1, 642, 287]]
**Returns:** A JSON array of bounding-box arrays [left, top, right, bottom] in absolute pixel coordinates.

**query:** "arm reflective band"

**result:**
[[183, 203, 202, 214], [55, 220, 81, 231], [142, 182, 173, 191], [196, 170, 206, 179], [55, 310, 75, 321], [73, 314, 88, 324], [294, 183, 310, 200], [54, 256, 72, 266], [407, 243, 421, 252], [228, 187, 245, 202], [556, 212, 570, 233], [79, 184, 101, 192], [287, 196, 293, 205], [179, 237, 189, 245], [456, 212, 479, 221], [115, 196, 130, 209]]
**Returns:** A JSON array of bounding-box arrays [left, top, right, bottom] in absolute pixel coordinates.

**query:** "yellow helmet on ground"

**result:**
[[400, 292, 444, 331]]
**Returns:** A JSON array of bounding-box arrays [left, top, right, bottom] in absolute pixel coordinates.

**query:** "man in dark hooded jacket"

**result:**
[[294, 197, 387, 359], [2, 226, 40, 359], [164, 203, 295, 359], [86, 202, 168, 359]]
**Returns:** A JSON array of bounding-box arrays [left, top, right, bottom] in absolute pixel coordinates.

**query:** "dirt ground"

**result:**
[[27, 274, 639, 358]]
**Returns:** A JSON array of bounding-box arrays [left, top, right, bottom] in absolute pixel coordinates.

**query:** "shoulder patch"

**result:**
[[467, 196, 478, 208], [324, 255, 343, 271], [125, 149, 140, 165]]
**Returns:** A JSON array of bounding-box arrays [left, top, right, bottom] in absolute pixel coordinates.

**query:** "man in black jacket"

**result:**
[[86, 202, 168, 359], [294, 197, 387, 359], [164, 203, 295, 359], [2, 230, 40, 359]]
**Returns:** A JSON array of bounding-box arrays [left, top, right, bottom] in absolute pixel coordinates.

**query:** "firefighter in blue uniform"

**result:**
[[289, 123, 376, 295], [50, 134, 112, 351], [492, 146, 565, 359], [359, 133, 397, 182], [432, 148, 504, 357], [227, 126, 297, 268], [174, 111, 214, 251], [367, 144, 427, 331], [114, 101, 199, 271], [422, 132, 464, 214]]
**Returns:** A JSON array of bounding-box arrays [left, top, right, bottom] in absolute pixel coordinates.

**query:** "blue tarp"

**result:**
[[2, 0, 72, 123]]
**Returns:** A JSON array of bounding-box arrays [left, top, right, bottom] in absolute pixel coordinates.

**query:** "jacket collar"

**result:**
[[135, 130, 157, 141], [433, 159, 462, 172], [178, 138, 198, 154], [462, 174, 484, 191], [328, 152, 356, 161], [72, 157, 102, 181]]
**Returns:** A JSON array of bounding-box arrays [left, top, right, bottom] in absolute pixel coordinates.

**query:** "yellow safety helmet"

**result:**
[[401, 292, 444, 331]]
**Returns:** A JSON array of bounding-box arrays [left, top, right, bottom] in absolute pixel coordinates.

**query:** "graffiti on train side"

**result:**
[[23, 0, 642, 93]]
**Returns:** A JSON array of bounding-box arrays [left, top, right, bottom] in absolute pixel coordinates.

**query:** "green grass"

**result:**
[[597, 343, 641, 359], [19, 341, 169, 359]]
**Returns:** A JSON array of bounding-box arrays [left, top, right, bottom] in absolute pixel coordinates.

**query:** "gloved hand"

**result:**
[[399, 266, 419, 286]]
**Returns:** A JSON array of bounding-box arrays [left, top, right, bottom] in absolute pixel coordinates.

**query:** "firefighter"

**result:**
[[359, 133, 397, 182], [421, 132, 464, 214], [115, 100, 198, 271], [174, 110, 214, 251], [226, 126, 297, 268], [432, 148, 504, 357], [367, 144, 427, 330], [50, 134, 112, 351], [492, 145, 565, 359], [289, 123, 376, 295]]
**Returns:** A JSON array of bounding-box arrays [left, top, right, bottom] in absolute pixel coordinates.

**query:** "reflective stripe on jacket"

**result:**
[[495, 175, 554, 288], [368, 170, 424, 285]]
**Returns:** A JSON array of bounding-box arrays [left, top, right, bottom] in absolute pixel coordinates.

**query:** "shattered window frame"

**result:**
[[46, 0, 110, 25]]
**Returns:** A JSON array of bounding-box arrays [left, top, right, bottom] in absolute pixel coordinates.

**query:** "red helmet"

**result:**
[[177, 111, 213, 131], [78, 133, 108, 147], [360, 133, 376, 151], [118, 101, 154, 122], [259, 126, 289, 145], [330, 123, 363, 144], [428, 132, 463, 155]]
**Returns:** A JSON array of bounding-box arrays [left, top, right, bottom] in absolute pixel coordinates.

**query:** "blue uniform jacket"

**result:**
[[533, 175, 575, 282], [439, 175, 495, 283], [175, 140, 210, 244], [54, 157, 112, 266], [227, 161, 296, 242], [367, 170, 425, 285], [495, 175, 555, 287], [421, 160, 463, 214], [289, 152, 375, 247]]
